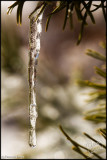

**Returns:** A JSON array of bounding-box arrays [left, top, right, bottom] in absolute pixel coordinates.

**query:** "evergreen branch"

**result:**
[[90, 3, 106, 12], [95, 67, 106, 78], [93, 4, 106, 8], [84, 106, 106, 114], [59, 125, 79, 148], [76, 11, 87, 45], [45, 15, 52, 32], [16, 2, 20, 25], [101, 1, 106, 22], [47, 2, 66, 16], [68, 3, 74, 30], [68, 11, 73, 30], [60, 44, 106, 158], [72, 146, 92, 159], [59, 125, 103, 159], [74, 1, 83, 21], [77, 0, 94, 45], [29, 2, 45, 18], [7, 1, 25, 25], [19, 2, 24, 25], [99, 42, 106, 49], [34, 3, 47, 22], [16, 1, 25, 25], [84, 107, 106, 122], [91, 5, 101, 12], [85, 91, 106, 102], [7, 1, 19, 15], [63, 2, 69, 30], [7, 1, 106, 44], [45, 2, 66, 32], [84, 133, 106, 149], [81, 2, 90, 12], [85, 118, 105, 123], [82, 1, 95, 24], [77, 80, 106, 90], [88, 90, 106, 98], [98, 129, 106, 139], [85, 49, 106, 61], [84, 114, 106, 123]]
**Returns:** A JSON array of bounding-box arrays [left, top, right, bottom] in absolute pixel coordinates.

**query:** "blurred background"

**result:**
[[1, 1, 106, 159]]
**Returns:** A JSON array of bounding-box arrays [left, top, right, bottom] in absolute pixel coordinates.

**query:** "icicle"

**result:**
[[28, 10, 43, 148]]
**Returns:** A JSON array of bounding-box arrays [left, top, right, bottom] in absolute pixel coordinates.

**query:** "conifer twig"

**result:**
[[84, 133, 106, 149], [59, 125, 103, 159]]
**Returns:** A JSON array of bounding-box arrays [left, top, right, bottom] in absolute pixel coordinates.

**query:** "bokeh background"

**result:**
[[1, 1, 106, 159]]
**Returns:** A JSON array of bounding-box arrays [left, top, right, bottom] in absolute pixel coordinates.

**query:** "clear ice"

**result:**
[[28, 9, 43, 148]]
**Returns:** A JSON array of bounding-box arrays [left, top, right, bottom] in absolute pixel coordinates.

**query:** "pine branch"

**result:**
[[98, 129, 106, 139], [85, 49, 106, 61], [95, 67, 106, 78], [59, 125, 103, 159], [60, 43, 106, 159], [77, 80, 106, 90], [84, 133, 106, 149], [7, 1, 106, 44]]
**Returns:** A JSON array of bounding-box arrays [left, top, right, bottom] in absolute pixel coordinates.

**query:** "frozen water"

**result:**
[[28, 9, 43, 147]]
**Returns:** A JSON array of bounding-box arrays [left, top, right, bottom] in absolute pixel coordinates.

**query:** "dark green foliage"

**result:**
[[7, 1, 106, 44]]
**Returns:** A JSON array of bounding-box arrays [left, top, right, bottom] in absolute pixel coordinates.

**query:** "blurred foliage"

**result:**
[[7, 1, 106, 44], [1, 23, 24, 74], [60, 43, 106, 159]]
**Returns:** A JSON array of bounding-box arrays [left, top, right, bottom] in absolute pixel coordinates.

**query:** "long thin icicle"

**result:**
[[28, 10, 43, 148]]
